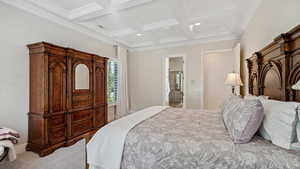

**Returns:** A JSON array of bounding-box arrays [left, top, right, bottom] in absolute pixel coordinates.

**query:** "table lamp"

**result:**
[[225, 72, 243, 95]]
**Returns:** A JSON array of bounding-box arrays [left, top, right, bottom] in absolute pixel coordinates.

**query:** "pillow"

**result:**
[[291, 112, 300, 151], [297, 113, 300, 142], [221, 95, 241, 116], [258, 99, 299, 149], [222, 97, 264, 143], [291, 142, 300, 151], [244, 95, 269, 100]]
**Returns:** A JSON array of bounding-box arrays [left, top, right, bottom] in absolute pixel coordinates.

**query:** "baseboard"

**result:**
[[15, 143, 27, 154]]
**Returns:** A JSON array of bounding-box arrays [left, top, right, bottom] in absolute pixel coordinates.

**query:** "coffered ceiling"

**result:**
[[2, 0, 262, 50]]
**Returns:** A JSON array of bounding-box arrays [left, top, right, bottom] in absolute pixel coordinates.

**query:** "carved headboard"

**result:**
[[247, 25, 300, 101]]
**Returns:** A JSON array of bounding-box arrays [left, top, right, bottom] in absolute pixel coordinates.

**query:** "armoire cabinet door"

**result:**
[[95, 66, 106, 105], [48, 61, 67, 144], [95, 63, 107, 127]]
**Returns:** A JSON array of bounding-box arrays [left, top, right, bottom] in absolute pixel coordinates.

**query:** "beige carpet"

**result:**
[[0, 140, 85, 169]]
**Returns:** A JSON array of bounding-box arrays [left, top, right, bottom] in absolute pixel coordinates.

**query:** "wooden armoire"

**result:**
[[26, 42, 108, 156]]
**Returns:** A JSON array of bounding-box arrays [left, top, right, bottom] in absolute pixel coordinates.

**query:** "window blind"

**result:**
[[108, 60, 119, 104]]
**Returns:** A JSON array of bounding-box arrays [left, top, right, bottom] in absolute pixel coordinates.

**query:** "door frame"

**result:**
[[162, 54, 187, 108]]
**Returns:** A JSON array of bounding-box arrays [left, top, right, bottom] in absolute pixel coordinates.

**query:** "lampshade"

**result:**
[[225, 73, 243, 86], [292, 80, 300, 90]]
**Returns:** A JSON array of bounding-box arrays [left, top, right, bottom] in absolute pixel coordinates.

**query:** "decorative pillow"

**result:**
[[258, 99, 299, 149], [291, 112, 300, 151], [222, 97, 264, 143], [221, 95, 241, 116]]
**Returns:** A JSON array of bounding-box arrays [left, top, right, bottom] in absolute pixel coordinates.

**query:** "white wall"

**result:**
[[0, 2, 115, 144], [128, 40, 237, 111], [203, 51, 234, 110], [241, 0, 300, 95]]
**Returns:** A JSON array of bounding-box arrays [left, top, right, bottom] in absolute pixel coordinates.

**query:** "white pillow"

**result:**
[[291, 142, 300, 151], [291, 113, 300, 151], [259, 99, 299, 149], [244, 95, 269, 100], [297, 114, 300, 142]]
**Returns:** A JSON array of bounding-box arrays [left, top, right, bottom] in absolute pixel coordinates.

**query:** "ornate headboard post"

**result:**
[[285, 25, 300, 101], [275, 33, 290, 101], [246, 24, 300, 101], [246, 58, 253, 94], [246, 52, 262, 95]]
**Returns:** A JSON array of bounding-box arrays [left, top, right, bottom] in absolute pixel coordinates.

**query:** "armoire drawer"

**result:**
[[71, 119, 93, 137], [71, 109, 93, 122], [50, 114, 66, 127], [72, 95, 93, 108], [49, 126, 66, 144]]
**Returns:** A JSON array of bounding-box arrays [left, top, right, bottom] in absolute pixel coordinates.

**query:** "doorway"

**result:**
[[163, 56, 186, 108]]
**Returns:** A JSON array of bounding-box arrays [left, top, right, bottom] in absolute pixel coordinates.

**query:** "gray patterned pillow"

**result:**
[[221, 95, 242, 120], [222, 97, 264, 143]]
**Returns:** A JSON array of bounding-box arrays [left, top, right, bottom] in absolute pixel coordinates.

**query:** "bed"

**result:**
[[87, 107, 300, 169], [123, 108, 300, 169], [87, 25, 300, 169]]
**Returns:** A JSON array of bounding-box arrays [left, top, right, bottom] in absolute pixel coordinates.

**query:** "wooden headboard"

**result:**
[[247, 24, 300, 101]]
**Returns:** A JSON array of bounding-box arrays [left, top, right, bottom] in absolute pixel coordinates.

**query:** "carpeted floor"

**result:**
[[0, 140, 85, 169]]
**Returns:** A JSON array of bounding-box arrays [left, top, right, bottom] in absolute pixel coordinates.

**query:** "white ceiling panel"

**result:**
[[50, 0, 100, 10], [4, 0, 262, 50]]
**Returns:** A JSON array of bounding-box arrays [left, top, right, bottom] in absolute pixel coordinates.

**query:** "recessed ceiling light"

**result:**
[[97, 25, 104, 29], [136, 33, 143, 36], [194, 22, 201, 26]]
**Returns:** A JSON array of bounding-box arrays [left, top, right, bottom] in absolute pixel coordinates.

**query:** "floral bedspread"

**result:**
[[121, 108, 300, 169]]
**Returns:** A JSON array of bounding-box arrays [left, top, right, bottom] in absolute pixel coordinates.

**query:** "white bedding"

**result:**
[[87, 106, 168, 169], [0, 146, 4, 156], [0, 140, 16, 161]]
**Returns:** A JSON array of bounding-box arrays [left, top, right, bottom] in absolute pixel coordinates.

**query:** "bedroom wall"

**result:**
[[0, 2, 115, 144], [241, 0, 300, 95], [203, 51, 234, 110], [128, 40, 237, 111]]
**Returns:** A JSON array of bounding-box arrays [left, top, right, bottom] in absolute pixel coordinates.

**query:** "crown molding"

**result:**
[[1, 0, 117, 45], [131, 41, 155, 48], [203, 48, 233, 54], [129, 34, 240, 52], [239, 0, 263, 33]]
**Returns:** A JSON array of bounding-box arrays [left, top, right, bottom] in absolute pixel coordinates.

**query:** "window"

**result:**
[[107, 60, 119, 104]]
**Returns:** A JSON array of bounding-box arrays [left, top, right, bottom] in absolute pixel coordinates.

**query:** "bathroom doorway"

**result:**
[[165, 56, 185, 108]]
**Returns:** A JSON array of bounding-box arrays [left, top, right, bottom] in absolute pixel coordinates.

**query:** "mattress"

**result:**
[[120, 108, 300, 169]]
